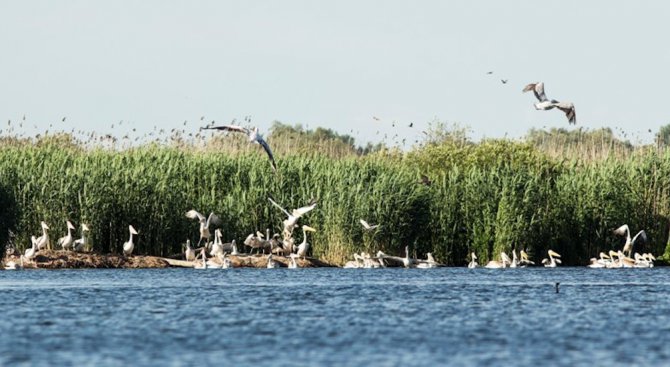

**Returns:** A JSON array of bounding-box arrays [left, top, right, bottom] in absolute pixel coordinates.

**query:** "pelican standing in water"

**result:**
[[416, 253, 438, 268], [58, 220, 76, 251], [73, 224, 90, 252], [219, 253, 232, 269], [185, 210, 220, 248], [468, 252, 478, 268], [376, 246, 415, 268], [295, 225, 317, 259], [184, 239, 195, 261], [201, 125, 277, 171], [485, 252, 511, 269], [613, 224, 647, 258], [288, 253, 299, 269], [541, 250, 562, 268], [519, 249, 535, 266], [268, 197, 317, 240], [35, 221, 50, 250], [123, 225, 139, 257]]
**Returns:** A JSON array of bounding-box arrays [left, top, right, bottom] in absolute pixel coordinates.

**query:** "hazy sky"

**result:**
[[1, 1, 669, 147]]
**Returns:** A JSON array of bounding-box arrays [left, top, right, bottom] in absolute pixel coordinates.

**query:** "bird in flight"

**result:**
[[201, 125, 277, 171], [359, 219, 380, 231], [522, 82, 576, 124], [501, 79, 508, 84], [372, 116, 380, 121], [486, 71, 493, 75]]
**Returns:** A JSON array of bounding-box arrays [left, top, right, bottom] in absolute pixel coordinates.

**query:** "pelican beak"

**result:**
[[303, 225, 317, 232], [548, 250, 561, 258]]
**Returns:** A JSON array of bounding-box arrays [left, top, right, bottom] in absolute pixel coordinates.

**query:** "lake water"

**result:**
[[1, 267, 669, 366]]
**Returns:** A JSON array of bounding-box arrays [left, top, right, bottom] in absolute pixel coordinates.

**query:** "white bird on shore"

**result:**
[[195, 248, 208, 269], [4, 255, 24, 270], [24, 237, 38, 261], [35, 221, 50, 250], [295, 225, 317, 259], [267, 254, 280, 268], [201, 125, 277, 171], [123, 225, 138, 257], [541, 250, 562, 268], [58, 220, 76, 251], [288, 253, 299, 269], [185, 239, 195, 261], [185, 210, 220, 247], [268, 197, 317, 238], [210, 229, 224, 257], [613, 224, 647, 258], [219, 253, 232, 269], [359, 219, 379, 231], [73, 224, 90, 252], [468, 252, 478, 268]]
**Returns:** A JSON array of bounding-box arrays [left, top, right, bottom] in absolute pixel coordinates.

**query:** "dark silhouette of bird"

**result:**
[[486, 71, 493, 75], [372, 116, 380, 121], [409, 122, 414, 128], [62, 117, 66, 122], [418, 174, 432, 186], [501, 79, 508, 84]]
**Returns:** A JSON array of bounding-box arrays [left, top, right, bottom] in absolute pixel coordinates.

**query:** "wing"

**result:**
[[555, 103, 576, 124], [185, 209, 205, 222], [523, 82, 547, 102], [632, 230, 647, 245], [256, 137, 277, 171], [268, 197, 292, 217], [360, 219, 370, 229], [613, 224, 629, 236], [201, 125, 250, 135], [292, 202, 317, 218], [206, 212, 221, 227]]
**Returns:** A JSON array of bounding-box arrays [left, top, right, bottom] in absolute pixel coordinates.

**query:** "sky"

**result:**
[[1, 1, 669, 147]]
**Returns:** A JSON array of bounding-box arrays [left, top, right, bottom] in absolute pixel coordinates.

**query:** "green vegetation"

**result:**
[[1, 123, 670, 265]]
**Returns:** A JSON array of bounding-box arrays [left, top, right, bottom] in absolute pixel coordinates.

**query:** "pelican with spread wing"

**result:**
[[202, 124, 277, 171]]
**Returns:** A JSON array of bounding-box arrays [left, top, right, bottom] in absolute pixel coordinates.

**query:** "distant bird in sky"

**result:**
[[372, 116, 380, 121], [409, 122, 413, 128], [62, 117, 66, 122], [523, 82, 576, 124], [201, 125, 277, 171], [501, 79, 508, 84], [486, 71, 493, 75]]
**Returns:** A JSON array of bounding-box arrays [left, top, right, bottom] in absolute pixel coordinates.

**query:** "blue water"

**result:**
[[1, 267, 669, 366]]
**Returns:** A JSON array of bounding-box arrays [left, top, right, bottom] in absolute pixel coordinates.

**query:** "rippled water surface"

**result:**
[[1, 267, 670, 366]]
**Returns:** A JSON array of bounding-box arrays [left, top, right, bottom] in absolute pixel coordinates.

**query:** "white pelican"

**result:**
[[288, 253, 299, 269], [295, 225, 317, 259], [4, 256, 24, 270], [541, 250, 561, 268], [243, 232, 265, 254], [519, 249, 535, 266], [485, 252, 511, 269], [613, 224, 647, 257], [268, 197, 317, 238], [185, 239, 195, 261], [359, 219, 380, 231], [123, 225, 138, 257], [376, 246, 415, 268], [24, 237, 38, 261], [343, 253, 364, 268], [618, 250, 635, 268], [522, 82, 576, 124], [468, 252, 478, 268], [35, 221, 50, 250], [219, 253, 232, 269], [510, 250, 519, 268], [633, 253, 652, 268], [363, 252, 384, 268], [202, 125, 277, 171], [607, 250, 622, 268], [58, 220, 76, 251], [416, 253, 438, 269], [230, 240, 239, 256], [266, 254, 280, 269], [194, 248, 208, 269], [185, 210, 220, 247], [210, 229, 223, 257], [73, 223, 90, 252]]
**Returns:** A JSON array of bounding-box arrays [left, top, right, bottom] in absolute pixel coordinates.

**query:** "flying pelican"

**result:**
[[613, 224, 647, 258], [295, 225, 317, 259], [201, 125, 277, 171], [123, 225, 138, 257], [24, 237, 38, 261], [72, 224, 90, 252], [4, 255, 23, 270], [268, 197, 317, 238], [35, 221, 50, 250], [468, 252, 478, 268], [185, 239, 195, 261], [359, 219, 380, 231], [185, 210, 220, 247], [485, 252, 511, 269], [266, 254, 280, 269], [541, 250, 561, 268], [58, 220, 76, 251], [522, 82, 576, 124]]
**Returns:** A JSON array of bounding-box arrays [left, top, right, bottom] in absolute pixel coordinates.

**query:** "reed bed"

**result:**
[[1, 127, 670, 265]]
